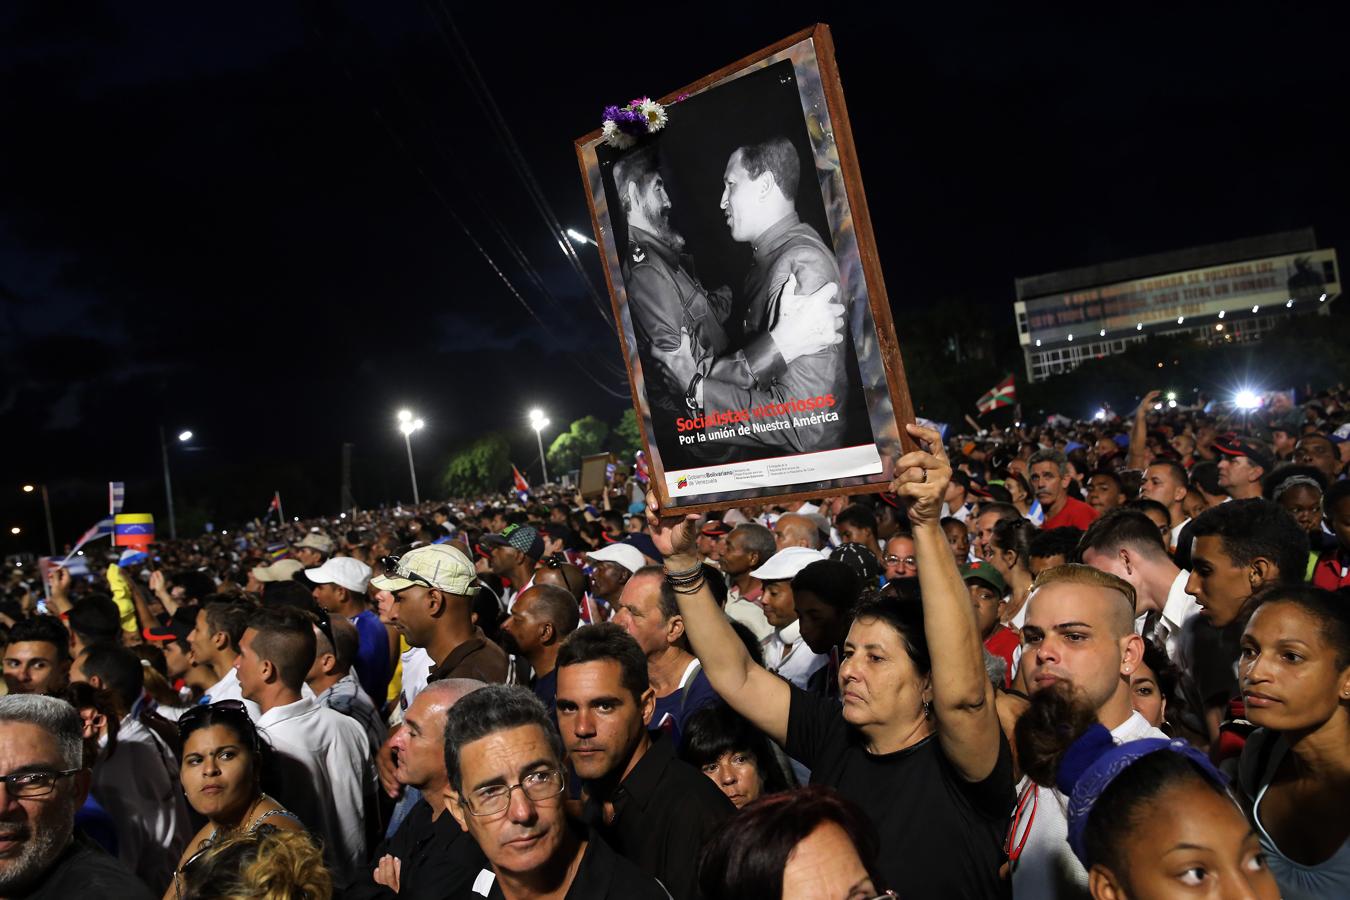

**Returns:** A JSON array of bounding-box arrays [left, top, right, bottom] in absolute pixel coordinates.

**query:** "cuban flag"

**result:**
[[512, 465, 530, 502], [63, 517, 114, 563], [109, 482, 126, 516], [1028, 499, 1046, 528]]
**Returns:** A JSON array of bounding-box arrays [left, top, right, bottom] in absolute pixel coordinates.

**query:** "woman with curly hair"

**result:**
[[177, 829, 331, 900]]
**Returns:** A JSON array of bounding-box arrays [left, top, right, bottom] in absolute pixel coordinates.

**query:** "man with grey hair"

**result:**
[[720, 523, 776, 643], [1029, 448, 1098, 530], [350, 679, 487, 900], [443, 684, 666, 899], [0, 695, 152, 898]]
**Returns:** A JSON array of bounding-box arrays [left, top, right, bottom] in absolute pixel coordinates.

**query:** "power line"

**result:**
[[422, 1, 618, 333], [305, 17, 629, 399]]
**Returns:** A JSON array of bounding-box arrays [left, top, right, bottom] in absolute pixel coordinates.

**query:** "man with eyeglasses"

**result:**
[[0, 694, 153, 898], [444, 684, 666, 899], [880, 532, 918, 585], [555, 624, 731, 900]]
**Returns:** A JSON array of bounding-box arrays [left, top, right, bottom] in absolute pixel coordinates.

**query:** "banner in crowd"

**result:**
[[575, 25, 915, 511]]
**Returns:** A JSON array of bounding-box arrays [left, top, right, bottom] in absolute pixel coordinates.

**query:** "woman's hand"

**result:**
[[889, 422, 953, 529]]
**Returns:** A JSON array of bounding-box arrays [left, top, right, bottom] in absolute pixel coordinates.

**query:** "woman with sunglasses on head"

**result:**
[[1236, 584, 1350, 899], [166, 700, 305, 900]]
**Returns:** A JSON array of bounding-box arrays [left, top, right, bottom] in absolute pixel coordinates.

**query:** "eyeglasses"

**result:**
[[882, 555, 917, 569], [0, 768, 81, 798], [461, 769, 565, 817], [177, 699, 249, 737]]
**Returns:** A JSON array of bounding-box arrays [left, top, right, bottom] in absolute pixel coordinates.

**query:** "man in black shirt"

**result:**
[[443, 685, 665, 899], [349, 678, 489, 900], [0, 694, 152, 900], [555, 624, 732, 900]]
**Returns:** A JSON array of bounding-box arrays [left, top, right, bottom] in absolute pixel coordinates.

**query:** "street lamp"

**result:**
[[397, 410, 425, 505], [20, 484, 56, 555], [529, 409, 551, 485], [160, 427, 192, 541]]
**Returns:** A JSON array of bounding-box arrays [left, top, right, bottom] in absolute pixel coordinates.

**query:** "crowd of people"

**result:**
[[1, 386, 1349, 899]]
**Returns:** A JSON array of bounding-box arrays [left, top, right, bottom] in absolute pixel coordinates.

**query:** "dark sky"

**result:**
[[3, 2, 1347, 549]]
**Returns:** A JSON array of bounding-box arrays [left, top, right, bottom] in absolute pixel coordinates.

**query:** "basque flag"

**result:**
[[976, 375, 1017, 415]]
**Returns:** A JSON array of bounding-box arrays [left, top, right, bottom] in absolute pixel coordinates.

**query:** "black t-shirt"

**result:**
[[787, 686, 1013, 900], [346, 798, 488, 900], [585, 732, 733, 900], [486, 826, 669, 899], [14, 835, 154, 900]]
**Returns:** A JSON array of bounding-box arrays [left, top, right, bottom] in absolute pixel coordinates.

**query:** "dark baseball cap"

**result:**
[[479, 524, 545, 561], [1213, 433, 1275, 471], [143, 605, 198, 645]]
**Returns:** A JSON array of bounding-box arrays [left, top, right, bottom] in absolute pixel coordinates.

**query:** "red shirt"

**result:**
[[1043, 496, 1099, 531], [1312, 547, 1350, 592], [983, 626, 1020, 687]]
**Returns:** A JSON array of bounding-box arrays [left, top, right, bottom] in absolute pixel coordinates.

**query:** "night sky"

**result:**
[[3, 2, 1348, 549]]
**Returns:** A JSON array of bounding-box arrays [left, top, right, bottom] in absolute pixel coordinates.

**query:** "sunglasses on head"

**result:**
[[311, 606, 335, 650], [177, 699, 250, 737], [376, 553, 435, 589]]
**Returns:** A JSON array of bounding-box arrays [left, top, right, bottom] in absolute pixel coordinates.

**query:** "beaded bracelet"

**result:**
[[670, 577, 706, 595]]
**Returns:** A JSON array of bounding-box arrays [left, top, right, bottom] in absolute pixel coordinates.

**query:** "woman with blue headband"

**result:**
[[1018, 686, 1278, 899]]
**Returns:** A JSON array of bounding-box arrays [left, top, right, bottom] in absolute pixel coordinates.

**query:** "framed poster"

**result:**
[[575, 23, 915, 513], [578, 452, 615, 500]]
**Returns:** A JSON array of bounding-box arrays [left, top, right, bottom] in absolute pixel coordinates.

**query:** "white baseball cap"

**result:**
[[750, 546, 828, 582], [370, 544, 476, 595], [304, 557, 372, 594], [251, 559, 304, 583], [586, 543, 645, 575]]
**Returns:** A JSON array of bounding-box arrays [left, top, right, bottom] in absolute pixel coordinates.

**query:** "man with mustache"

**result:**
[[615, 143, 845, 461], [1010, 565, 1159, 898], [0, 695, 152, 898], [1028, 449, 1098, 531]]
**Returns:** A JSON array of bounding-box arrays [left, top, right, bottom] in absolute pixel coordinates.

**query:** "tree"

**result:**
[[441, 433, 511, 496], [546, 415, 609, 475], [610, 407, 643, 460]]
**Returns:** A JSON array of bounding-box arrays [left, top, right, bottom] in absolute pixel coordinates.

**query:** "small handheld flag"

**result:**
[[512, 465, 530, 495], [109, 482, 126, 516], [113, 513, 155, 550]]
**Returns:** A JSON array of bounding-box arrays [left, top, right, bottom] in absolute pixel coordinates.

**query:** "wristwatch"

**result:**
[[685, 373, 704, 410]]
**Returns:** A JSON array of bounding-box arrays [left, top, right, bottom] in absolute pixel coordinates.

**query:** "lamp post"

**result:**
[[21, 484, 56, 556], [160, 427, 193, 541], [397, 410, 425, 505], [529, 409, 550, 485]]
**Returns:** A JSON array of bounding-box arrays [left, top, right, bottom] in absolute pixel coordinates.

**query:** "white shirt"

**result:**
[[1132, 570, 1203, 667], [92, 715, 192, 893], [724, 584, 773, 644], [1011, 711, 1166, 898], [763, 619, 827, 690], [1169, 517, 1191, 551], [395, 646, 435, 721], [201, 667, 261, 719], [257, 695, 376, 887]]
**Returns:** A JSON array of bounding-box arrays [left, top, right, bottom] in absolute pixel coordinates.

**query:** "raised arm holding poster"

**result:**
[[575, 24, 915, 512]]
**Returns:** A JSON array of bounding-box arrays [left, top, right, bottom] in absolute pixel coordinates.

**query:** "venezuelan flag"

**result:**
[[114, 513, 155, 548]]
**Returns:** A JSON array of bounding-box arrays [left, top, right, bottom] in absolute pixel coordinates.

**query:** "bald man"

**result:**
[[498, 584, 580, 715], [773, 513, 821, 550]]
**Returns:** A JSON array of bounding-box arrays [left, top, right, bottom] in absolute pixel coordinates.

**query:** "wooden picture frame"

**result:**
[[574, 23, 915, 513], [578, 452, 615, 500]]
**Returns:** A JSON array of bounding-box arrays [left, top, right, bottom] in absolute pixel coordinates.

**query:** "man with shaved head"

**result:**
[[1011, 565, 1159, 897], [352, 679, 488, 899], [773, 512, 821, 550]]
